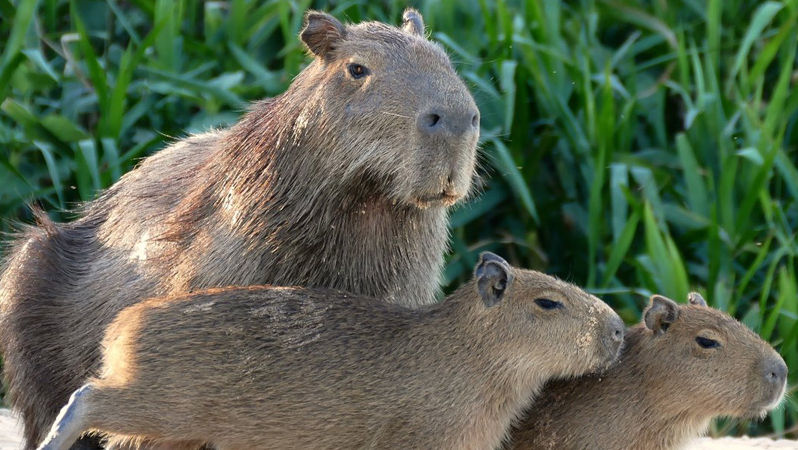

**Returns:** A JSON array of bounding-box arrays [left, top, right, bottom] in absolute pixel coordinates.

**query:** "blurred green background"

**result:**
[[1, 0, 797, 439]]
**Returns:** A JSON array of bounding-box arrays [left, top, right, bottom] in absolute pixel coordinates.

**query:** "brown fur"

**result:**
[[508, 293, 788, 450], [37, 254, 624, 450], [0, 9, 480, 449]]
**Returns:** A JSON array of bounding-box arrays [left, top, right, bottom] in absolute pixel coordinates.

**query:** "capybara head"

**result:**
[[295, 9, 479, 208], [473, 253, 625, 376], [639, 293, 787, 418]]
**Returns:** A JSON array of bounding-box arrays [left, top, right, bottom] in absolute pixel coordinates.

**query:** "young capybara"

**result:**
[[36, 253, 624, 450], [0, 9, 481, 448], [509, 292, 788, 450]]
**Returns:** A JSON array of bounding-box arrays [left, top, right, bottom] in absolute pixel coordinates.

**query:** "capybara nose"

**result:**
[[417, 107, 479, 137], [609, 316, 624, 344], [603, 315, 625, 351], [764, 357, 788, 387]]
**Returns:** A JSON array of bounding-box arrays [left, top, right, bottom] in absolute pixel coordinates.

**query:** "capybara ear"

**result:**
[[474, 252, 514, 307], [402, 8, 425, 36], [687, 292, 707, 307], [644, 294, 680, 335], [301, 11, 346, 59]]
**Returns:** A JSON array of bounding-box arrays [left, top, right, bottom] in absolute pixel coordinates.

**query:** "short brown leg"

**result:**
[[37, 384, 94, 450]]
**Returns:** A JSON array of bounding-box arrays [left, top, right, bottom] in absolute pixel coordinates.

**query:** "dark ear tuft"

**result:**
[[402, 8, 425, 36], [687, 292, 707, 307], [474, 252, 514, 307], [300, 11, 346, 59], [644, 295, 680, 335]]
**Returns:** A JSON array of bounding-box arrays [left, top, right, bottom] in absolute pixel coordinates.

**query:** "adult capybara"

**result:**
[[509, 293, 788, 450], [0, 9, 480, 448], [36, 253, 624, 450]]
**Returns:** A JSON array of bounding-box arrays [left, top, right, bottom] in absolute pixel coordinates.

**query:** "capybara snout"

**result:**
[[599, 313, 625, 365], [589, 297, 625, 370], [410, 90, 479, 206], [755, 351, 788, 413]]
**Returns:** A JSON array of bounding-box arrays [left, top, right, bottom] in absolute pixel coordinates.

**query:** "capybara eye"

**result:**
[[347, 63, 369, 79], [695, 336, 720, 349], [534, 298, 562, 310]]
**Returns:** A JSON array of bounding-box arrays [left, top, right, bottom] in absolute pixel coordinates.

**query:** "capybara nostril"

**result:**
[[418, 112, 442, 134]]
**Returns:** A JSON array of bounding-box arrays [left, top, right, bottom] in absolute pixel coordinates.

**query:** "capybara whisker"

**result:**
[[381, 111, 412, 119]]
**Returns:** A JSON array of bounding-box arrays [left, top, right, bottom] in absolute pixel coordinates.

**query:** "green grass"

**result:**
[[1, 0, 797, 438]]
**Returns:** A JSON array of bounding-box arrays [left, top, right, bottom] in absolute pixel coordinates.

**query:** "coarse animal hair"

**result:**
[[508, 293, 788, 450], [36, 254, 624, 450]]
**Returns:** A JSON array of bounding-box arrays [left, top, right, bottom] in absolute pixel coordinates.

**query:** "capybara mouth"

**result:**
[[607, 341, 624, 364], [413, 190, 461, 208], [763, 382, 788, 411], [592, 339, 624, 374], [599, 350, 622, 372], [742, 387, 787, 419], [742, 403, 778, 420]]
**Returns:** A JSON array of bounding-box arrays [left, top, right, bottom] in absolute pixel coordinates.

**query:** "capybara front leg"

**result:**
[[37, 384, 94, 450]]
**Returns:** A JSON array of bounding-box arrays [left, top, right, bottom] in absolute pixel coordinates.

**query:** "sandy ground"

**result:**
[[0, 408, 796, 450], [0, 410, 22, 450], [685, 437, 798, 449]]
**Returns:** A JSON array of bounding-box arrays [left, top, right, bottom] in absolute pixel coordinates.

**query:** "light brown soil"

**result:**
[[0, 408, 795, 449]]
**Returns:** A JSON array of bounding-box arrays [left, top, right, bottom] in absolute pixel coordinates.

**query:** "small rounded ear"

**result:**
[[474, 252, 514, 307], [402, 8, 425, 36], [300, 11, 346, 59], [644, 295, 680, 335], [687, 292, 707, 307]]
